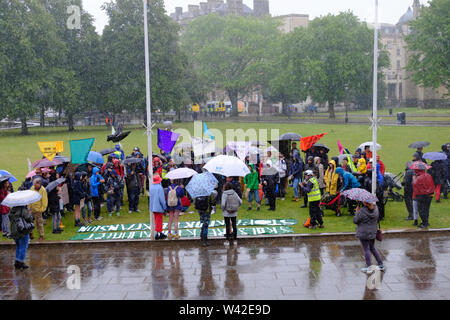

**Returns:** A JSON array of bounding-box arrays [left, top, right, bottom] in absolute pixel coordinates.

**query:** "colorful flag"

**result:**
[[203, 122, 214, 140], [70, 138, 95, 164], [37, 141, 62, 161], [300, 133, 327, 151], [337, 140, 344, 155], [157, 129, 180, 153]]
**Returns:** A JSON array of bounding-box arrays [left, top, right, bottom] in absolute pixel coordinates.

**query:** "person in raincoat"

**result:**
[[0, 180, 11, 237], [149, 174, 167, 240], [429, 159, 446, 203], [357, 158, 367, 175], [441, 144, 449, 199], [289, 153, 304, 202], [262, 161, 279, 211], [402, 161, 416, 222], [300, 170, 324, 229], [114, 144, 125, 161], [324, 160, 340, 196], [47, 172, 63, 234], [28, 178, 48, 240], [106, 170, 123, 217], [412, 169, 435, 228], [302, 156, 317, 208], [90, 167, 105, 221], [71, 172, 85, 227], [244, 164, 261, 211], [335, 167, 360, 215], [9, 205, 34, 269]]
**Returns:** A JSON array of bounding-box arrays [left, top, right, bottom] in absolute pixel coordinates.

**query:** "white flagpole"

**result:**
[[372, 0, 379, 195], [144, 0, 155, 239]]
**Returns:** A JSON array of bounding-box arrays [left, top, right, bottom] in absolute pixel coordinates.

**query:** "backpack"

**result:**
[[225, 193, 240, 213], [167, 186, 178, 207], [195, 196, 209, 211]]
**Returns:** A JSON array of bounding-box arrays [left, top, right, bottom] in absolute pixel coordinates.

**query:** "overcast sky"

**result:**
[[83, 0, 429, 34]]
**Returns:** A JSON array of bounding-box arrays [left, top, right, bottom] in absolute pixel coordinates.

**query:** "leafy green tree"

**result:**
[[101, 0, 186, 123], [406, 0, 450, 93], [0, 0, 64, 134], [298, 12, 389, 118], [182, 14, 281, 116]]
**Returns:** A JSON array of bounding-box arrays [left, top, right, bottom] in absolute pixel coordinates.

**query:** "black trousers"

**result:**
[[279, 177, 287, 198], [224, 217, 237, 240], [92, 196, 101, 219], [404, 191, 414, 218], [348, 199, 357, 215], [267, 190, 276, 210], [417, 195, 432, 226], [309, 200, 323, 226]]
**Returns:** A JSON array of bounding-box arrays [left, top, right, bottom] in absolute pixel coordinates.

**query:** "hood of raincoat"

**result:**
[[335, 167, 344, 176], [115, 144, 121, 151], [307, 156, 314, 162], [93, 167, 100, 175], [74, 172, 82, 181], [328, 160, 337, 171], [314, 157, 321, 164]]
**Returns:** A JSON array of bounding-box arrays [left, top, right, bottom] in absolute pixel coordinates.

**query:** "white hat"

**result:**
[[304, 170, 314, 176]]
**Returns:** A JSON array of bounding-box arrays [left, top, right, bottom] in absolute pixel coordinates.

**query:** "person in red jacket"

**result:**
[[367, 155, 386, 176], [0, 180, 11, 237], [112, 159, 124, 178], [153, 157, 163, 177], [412, 169, 435, 229]]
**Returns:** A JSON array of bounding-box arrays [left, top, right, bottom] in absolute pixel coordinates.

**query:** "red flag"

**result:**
[[300, 133, 327, 151]]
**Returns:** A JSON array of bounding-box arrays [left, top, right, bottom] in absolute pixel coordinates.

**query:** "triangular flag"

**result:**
[[37, 141, 60, 161], [203, 122, 214, 140], [70, 138, 95, 164], [337, 140, 344, 155], [300, 133, 327, 151]]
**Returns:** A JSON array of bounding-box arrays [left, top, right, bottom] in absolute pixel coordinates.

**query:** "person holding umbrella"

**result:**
[[47, 172, 63, 234], [412, 163, 435, 229], [353, 198, 385, 274], [299, 170, 324, 229]]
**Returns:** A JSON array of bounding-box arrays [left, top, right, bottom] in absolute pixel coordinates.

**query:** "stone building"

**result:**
[[380, 0, 448, 108]]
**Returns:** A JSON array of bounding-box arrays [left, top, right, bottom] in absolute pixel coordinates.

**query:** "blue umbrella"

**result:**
[[423, 152, 447, 161], [0, 170, 17, 183], [87, 151, 104, 164], [186, 172, 218, 198]]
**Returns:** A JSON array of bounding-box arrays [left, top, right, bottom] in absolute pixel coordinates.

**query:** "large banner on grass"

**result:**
[[70, 226, 294, 241], [76, 219, 298, 233]]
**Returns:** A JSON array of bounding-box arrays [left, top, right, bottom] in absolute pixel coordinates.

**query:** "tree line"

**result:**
[[0, 0, 447, 135]]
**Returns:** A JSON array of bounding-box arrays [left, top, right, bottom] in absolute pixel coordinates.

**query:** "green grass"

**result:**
[[0, 122, 449, 241]]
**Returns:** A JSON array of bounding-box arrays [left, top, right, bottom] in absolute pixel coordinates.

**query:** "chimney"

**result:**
[[175, 7, 183, 20], [412, 0, 420, 18], [188, 4, 201, 17]]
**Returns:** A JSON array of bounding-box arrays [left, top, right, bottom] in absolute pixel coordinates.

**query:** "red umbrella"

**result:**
[[409, 161, 431, 171], [32, 159, 62, 168]]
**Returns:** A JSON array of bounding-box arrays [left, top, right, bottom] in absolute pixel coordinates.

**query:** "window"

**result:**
[[397, 60, 401, 69], [387, 41, 392, 49], [397, 48, 401, 56]]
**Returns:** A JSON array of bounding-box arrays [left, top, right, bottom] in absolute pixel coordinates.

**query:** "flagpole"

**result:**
[[144, 0, 155, 239], [372, 0, 378, 195]]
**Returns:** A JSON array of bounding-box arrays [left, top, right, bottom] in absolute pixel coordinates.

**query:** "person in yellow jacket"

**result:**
[[324, 160, 339, 196], [28, 178, 48, 241], [300, 170, 324, 229], [357, 158, 367, 175]]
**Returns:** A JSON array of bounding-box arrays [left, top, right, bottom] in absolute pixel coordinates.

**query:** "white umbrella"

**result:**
[[165, 168, 198, 180], [358, 142, 382, 151], [204, 155, 250, 177], [1, 190, 42, 208]]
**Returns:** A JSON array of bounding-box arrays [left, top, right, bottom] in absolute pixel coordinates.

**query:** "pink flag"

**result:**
[[337, 140, 344, 155]]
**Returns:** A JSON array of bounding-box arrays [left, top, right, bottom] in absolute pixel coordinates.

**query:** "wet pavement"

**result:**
[[0, 233, 449, 300]]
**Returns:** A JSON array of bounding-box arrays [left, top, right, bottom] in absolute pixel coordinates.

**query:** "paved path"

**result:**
[[0, 233, 449, 300]]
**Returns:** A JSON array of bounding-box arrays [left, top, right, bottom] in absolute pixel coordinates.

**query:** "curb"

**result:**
[[0, 228, 449, 248]]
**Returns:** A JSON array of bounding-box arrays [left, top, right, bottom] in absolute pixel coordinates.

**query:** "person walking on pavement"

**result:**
[[221, 182, 242, 246], [149, 174, 167, 240], [300, 170, 324, 229], [9, 205, 34, 269], [413, 168, 435, 229], [244, 164, 261, 211], [28, 178, 48, 241], [353, 201, 385, 274]]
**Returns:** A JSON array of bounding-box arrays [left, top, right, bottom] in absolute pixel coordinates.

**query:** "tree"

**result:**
[[0, 0, 64, 134], [406, 0, 450, 93], [101, 0, 187, 122], [298, 12, 389, 118], [182, 14, 281, 116]]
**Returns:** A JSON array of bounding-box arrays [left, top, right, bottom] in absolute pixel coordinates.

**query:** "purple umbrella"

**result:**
[[342, 188, 378, 203], [32, 159, 63, 168], [423, 152, 447, 161]]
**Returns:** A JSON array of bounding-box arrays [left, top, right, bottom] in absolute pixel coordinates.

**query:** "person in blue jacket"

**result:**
[[90, 167, 105, 221], [114, 144, 125, 161], [335, 167, 360, 215]]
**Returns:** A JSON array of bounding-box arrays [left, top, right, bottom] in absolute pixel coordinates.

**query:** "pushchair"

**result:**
[[383, 172, 404, 203], [320, 192, 347, 216]]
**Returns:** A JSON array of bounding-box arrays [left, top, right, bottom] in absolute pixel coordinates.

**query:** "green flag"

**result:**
[[70, 138, 95, 164]]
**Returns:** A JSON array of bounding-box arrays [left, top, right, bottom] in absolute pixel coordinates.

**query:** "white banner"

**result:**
[[192, 137, 216, 157], [226, 141, 251, 161]]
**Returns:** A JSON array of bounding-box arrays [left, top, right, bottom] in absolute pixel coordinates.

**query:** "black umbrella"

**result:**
[[279, 133, 301, 141], [99, 148, 116, 156], [409, 141, 430, 149], [261, 167, 278, 176], [45, 178, 66, 192], [313, 143, 330, 153], [122, 158, 144, 165], [107, 131, 131, 143]]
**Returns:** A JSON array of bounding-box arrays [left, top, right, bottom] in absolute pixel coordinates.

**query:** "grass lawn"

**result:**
[[0, 122, 449, 241]]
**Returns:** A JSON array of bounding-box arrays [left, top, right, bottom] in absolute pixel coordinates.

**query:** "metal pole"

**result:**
[[144, 0, 155, 239], [372, 0, 378, 195]]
